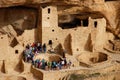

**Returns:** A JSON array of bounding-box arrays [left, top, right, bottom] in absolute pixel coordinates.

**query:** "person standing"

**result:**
[[43, 43, 47, 53], [68, 60, 72, 69], [47, 61, 51, 70]]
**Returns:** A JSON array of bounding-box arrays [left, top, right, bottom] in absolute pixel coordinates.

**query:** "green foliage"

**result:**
[[113, 77, 116, 80], [88, 73, 101, 77], [69, 73, 101, 80], [69, 74, 87, 80]]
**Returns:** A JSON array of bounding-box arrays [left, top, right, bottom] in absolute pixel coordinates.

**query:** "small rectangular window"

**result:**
[[94, 21, 97, 28], [48, 8, 50, 14], [15, 50, 18, 54]]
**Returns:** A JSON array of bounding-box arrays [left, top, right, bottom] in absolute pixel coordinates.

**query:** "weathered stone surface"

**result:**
[[0, 0, 120, 80]]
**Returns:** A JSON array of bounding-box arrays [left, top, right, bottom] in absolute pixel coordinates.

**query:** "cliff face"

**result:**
[[0, 0, 119, 40], [0, 0, 41, 7], [57, 1, 120, 39], [0, 0, 103, 7]]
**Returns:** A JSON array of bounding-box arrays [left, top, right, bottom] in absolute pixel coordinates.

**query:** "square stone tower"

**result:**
[[41, 5, 59, 46]]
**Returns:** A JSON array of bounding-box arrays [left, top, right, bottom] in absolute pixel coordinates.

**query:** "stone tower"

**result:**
[[41, 5, 58, 46]]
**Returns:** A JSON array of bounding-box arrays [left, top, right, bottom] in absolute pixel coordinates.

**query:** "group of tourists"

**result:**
[[23, 42, 72, 71], [23, 42, 46, 63], [33, 58, 72, 70]]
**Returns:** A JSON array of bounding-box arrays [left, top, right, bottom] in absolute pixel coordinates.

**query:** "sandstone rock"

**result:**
[[0, 0, 120, 80]]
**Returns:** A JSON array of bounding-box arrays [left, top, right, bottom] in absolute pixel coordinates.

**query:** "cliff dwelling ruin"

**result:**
[[0, 0, 120, 80]]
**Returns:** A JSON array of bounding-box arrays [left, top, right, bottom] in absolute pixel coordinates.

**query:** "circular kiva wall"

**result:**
[[33, 54, 62, 62], [77, 52, 108, 67]]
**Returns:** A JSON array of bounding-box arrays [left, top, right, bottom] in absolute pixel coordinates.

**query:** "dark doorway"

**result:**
[[83, 18, 88, 27], [94, 21, 97, 28], [48, 40, 52, 45]]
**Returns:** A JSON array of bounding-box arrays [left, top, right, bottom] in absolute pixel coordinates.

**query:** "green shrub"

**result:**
[[89, 73, 101, 77]]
